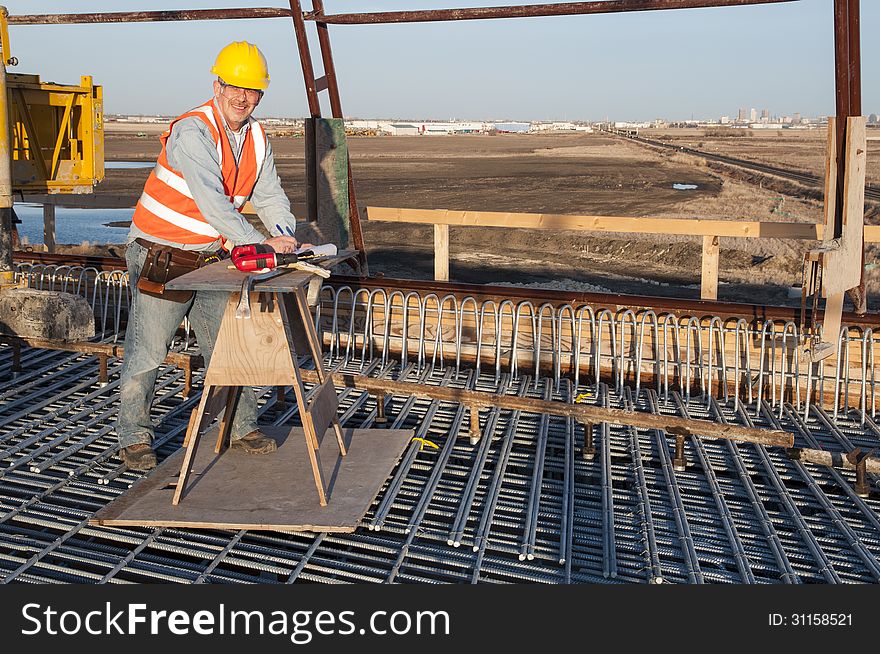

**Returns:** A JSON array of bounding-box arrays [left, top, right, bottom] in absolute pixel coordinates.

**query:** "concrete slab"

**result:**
[[92, 426, 414, 532]]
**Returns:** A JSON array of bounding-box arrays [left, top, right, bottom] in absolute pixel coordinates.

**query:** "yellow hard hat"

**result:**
[[211, 41, 270, 90]]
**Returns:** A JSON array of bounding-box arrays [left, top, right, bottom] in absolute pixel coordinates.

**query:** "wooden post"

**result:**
[[701, 235, 719, 300], [43, 204, 56, 253], [434, 223, 449, 281]]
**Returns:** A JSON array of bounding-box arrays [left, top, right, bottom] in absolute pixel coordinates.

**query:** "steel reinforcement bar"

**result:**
[[13, 262, 880, 423]]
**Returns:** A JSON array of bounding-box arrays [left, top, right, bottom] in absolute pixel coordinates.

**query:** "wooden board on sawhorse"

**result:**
[[90, 425, 414, 532], [163, 255, 358, 508]]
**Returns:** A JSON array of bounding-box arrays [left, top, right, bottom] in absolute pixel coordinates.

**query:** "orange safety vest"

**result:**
[[131, 100, 267, 245]]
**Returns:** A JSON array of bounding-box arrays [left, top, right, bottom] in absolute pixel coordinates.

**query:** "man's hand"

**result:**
[[262, 235, 299, 253]]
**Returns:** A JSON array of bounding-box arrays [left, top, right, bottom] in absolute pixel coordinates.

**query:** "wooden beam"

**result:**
[[367, 207, 880, 242], [434, 223, 449, 281], [701, 234, 719, 300], [297, 369, 792, 448]]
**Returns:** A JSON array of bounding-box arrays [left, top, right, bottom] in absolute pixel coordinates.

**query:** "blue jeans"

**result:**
[[116, 240, 259, 449]]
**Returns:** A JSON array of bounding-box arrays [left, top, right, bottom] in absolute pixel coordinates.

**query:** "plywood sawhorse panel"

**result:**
[[163, 257, 359, 509]]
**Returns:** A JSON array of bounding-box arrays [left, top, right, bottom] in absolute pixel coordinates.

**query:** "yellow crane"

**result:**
[[0, 5, 104, 287]]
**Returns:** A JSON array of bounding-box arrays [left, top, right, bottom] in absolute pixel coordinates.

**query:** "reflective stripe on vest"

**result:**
[[131, 100, 268, 245]]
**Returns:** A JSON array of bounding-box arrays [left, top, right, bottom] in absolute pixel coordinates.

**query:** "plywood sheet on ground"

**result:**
[[92, 426, 413, 532]]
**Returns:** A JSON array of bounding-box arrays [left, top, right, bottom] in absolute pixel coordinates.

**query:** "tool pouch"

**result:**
[[135, 239, 217, 303]]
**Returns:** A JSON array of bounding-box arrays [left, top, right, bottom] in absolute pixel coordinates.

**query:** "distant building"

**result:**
[[750, 108, 758, 122], [530, 121, 582, 132], [380, 123, 420, 136], [429, 121, 486, 134], [347, 120, 381, 130], [492, 122, 530, 133], [738, 107, 748, 121], [869, 114, 879, 125], [720, 116, 730, 124]]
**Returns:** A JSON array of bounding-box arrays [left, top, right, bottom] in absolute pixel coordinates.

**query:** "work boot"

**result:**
[[230, 429, 278, 455], [120, 443, 157, 471]]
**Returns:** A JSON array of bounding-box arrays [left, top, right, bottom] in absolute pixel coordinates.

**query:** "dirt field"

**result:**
[[640, 127, 880, 186], [88, 126, 880, 305]]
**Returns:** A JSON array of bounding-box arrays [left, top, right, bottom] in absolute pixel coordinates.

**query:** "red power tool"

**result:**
[[230, 244, 299, 272]]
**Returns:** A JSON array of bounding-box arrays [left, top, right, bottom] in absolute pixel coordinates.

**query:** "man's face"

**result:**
[[213, 79, 263, 130]]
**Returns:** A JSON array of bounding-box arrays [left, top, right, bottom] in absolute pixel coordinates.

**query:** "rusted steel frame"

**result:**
[[288, 0, 321, 118], [834, 0, 861, 175], [833, 0, 865, 312], [13, 252, 125, 271], [296, 368, 790, 447], [9, 8, 292, 25], [304, 0, 797, 25], [309, 0, 369, 272], [9, 251, 880, 330], [312, 0, 343, 118]]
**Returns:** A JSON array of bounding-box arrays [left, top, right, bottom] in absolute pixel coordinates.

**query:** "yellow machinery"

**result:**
[[1, 7, 104, 196], [0, 4, 105, 287], [8, 72, 104, 194]]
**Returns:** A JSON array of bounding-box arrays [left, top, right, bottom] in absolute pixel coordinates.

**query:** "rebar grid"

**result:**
[[1, 342, 879, 584]]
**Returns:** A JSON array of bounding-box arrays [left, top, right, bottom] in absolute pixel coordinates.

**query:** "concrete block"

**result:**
[[0, 288, 95, 342]]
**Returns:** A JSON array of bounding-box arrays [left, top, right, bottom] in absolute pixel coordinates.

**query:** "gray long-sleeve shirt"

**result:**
[[128, 100, 296, 251]]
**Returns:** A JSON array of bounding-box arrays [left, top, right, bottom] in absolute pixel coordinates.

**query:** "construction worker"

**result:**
[[116, 42, 302, 470]]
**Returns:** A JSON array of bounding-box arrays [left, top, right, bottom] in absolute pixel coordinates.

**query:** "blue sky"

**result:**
[[5, 1, 878, 121]]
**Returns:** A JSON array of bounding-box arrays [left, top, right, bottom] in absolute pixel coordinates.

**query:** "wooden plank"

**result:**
[[434, 223, 449, 281], [840, 116, 866, 289], [820, 117, 866, 297], [199, 385, 232, 432], [367, 206, 825, 239], [301, 371, 792, 448], [809, 291, 845, 362], [289, 285, 348, 457], [369, 206, 880, 243], [701, 234, 719, 300], [277, 287, 332, 503], [172, 385, 217, 505], [305, 380, 339, 441], [214, 386, 240, 453], [206, 293, 298, 387], [164, 251, 358, 292], [93, 426, 414, 532], [823, 119, 838, 243]]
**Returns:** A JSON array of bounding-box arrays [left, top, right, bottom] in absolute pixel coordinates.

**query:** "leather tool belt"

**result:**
[[134, 238, 223, 303]]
